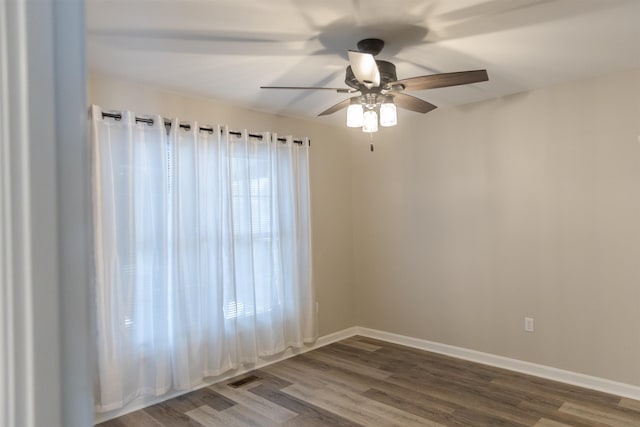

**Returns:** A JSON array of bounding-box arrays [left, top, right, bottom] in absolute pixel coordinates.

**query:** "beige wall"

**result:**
[[352, 68, 640, 385], [88, 73, 356, 336], [90, 68, 640, 387]]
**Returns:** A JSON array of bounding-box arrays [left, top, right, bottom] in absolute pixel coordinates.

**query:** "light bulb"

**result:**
[[362, 109, 378, 133], [347, 103, 364, 127], [380, 102, 397, 127]]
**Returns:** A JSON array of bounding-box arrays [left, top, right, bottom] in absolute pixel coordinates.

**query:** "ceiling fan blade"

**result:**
[[392, 70, 488, 91], [348, 50, 380, 88], [391, 93, 438, 114], [261, 86, 355, 94], [318, 98, 353, 116]]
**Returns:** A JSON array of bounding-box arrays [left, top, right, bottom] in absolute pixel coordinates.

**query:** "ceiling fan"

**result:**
[[261, 38, 488, 132]]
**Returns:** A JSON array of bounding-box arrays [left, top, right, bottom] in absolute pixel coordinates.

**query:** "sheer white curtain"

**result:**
[[91, 107, 172, 411], [91, 106, 315, 412]]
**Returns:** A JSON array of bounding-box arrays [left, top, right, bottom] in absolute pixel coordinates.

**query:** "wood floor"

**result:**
[[97, 336, 640, 426]]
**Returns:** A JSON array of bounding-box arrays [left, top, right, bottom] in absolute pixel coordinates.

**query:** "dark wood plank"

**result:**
[[143, 401, 205, 427], [361, 388, 460, 425], [518, 400, 609, 427], [95, 410, 165, 427], [384, 372, 540, 425], [452, 406, 529, 426], [249, 369, 294, 390], [620, 397, 640, 412], [249, 383, 364, 427], [162, 387, 235, 413]]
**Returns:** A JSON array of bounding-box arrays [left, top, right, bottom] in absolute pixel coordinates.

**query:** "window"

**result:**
[[91, 109, 316, 411]]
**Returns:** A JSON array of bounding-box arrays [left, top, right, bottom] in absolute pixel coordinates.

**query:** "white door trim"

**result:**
[[0, 1, 90, 426], [0, 0, 15, 422], [1, 0, 38, 425]]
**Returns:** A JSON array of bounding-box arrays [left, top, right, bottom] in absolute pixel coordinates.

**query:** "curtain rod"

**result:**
[[101, 112, 309, 146]]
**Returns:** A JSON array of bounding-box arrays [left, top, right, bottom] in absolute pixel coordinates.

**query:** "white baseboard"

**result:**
[[95, 325, 640, 424], [354, 326, 640, 401], [94, 326, 358, 424], [316, 326, 359, 347]]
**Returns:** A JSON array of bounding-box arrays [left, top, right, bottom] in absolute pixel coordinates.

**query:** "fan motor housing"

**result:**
[[357, 38, 385, 56], [345, 60, 397, 91]]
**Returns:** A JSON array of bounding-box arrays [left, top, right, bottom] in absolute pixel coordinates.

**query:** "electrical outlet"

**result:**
[[524, 317, 534, 332]]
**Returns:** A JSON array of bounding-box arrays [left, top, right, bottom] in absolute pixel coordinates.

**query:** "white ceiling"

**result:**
[[87, 0, 640, 125]]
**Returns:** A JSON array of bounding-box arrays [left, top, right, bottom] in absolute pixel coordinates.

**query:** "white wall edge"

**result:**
[[94, 326, 359, 424], [355, 327, 640, 401]]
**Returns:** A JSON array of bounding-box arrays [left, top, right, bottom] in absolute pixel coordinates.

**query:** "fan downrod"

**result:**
[[357, 38, 384, 56]]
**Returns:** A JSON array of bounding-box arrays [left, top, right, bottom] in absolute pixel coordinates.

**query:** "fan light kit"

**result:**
[[261, 38, 489, 133], [347, 93, 396, 132]]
